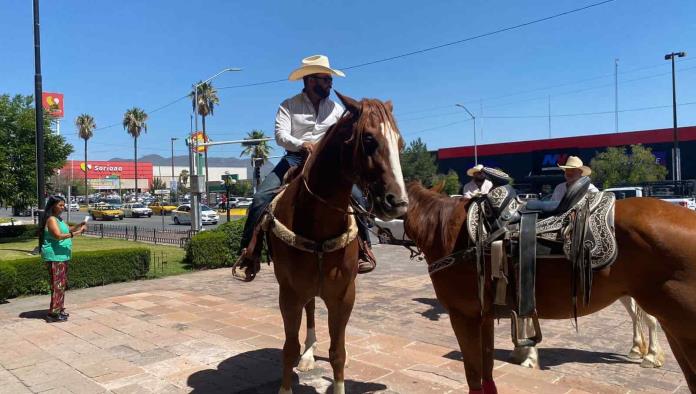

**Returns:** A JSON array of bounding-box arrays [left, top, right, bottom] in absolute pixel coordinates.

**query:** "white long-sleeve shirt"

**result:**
[[551, 181, 599, 201], [274, 92, 345, 152], [461, 179, 493, 198]]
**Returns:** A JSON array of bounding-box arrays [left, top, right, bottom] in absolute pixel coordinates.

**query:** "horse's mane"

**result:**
[[405, 181, 470, 254]]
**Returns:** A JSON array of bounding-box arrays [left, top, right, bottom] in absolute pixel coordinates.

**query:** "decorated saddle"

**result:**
[[466, 168, 618, 326]]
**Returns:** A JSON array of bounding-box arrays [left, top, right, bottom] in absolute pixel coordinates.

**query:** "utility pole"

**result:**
[[665, 51, 687, 181], [614, 58, 619, 133], [33, 0, 45, 250], [170, 137, 178, 201], [455, 104, 477, 165]]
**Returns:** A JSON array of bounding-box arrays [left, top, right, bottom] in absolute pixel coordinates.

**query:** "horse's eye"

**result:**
[[362, 134, 378, 155]]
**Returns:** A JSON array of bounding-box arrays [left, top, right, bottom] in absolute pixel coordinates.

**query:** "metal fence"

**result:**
[[84, 223, 197, 247]]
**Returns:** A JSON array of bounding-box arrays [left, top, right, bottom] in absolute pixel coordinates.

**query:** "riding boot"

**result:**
[[357, 240, 377, 274], [232, 248, 261, 282]]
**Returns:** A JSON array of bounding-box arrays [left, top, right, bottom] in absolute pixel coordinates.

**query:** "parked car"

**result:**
[[605, 182, 696, 210], [374, 218, 409, 244], [121, 203, 153, 218], [68, 202, 80, 212], [216, 199, 239, 210], [89, 204, 124, 220], [172, 204, 219, 225], [148, 201, 177, 215], [235, 197, 253, 208]]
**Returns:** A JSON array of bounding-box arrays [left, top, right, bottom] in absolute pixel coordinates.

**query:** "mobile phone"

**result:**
[[83, 216, 90, 223]]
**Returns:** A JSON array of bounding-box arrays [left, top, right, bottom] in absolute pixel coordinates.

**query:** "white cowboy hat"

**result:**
[[466, 164, 484, 177], [558, 155, 592, 176], [288, 55, 345, 81]]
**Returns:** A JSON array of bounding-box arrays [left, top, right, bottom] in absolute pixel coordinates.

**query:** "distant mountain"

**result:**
[[108, 154, 276, 179]]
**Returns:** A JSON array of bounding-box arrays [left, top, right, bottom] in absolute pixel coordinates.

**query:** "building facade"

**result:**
[[437, 126, 696, 194]]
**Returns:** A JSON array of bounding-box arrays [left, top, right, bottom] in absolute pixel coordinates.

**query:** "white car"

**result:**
[[172, 204, 219, 225], [235, 197, 253, 208], [374, 218, 409, 244], [122, 203, 153, 218], [68, 202, 80, 212]]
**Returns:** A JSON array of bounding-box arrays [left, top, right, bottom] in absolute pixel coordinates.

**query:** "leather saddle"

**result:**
[[466, 167, 618, 336]]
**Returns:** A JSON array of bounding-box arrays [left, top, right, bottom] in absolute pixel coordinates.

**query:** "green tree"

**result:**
[[230, 179, 253, 197], [149, 177, 167, 193], [0, 94, 73, 211], [400, 138, 438, 186], [240, 129, 272, 191], [190, 82, 220, 192], [590, 144, 668, 189], [433, 170, 462, 195], [122, 107, 148, 199], [75, 113, 96, 207]]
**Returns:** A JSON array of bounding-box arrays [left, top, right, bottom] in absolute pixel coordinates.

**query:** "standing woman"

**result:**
[[40, 196, 85, 322]]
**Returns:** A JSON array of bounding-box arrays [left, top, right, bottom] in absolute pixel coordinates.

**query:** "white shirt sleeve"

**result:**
[[589, 183, 599, 192], [274, 104, 304, 152]]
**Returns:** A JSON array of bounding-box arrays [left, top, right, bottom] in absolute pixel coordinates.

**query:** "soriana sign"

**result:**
[[42, 92, 64, 118]]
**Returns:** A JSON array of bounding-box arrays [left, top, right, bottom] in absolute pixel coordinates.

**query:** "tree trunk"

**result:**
[[134, 136, 138, 201], [84, 138, 88, 208], [202, 115, 209, 197]]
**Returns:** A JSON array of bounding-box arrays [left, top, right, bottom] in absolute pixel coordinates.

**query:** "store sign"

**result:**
[[42, 92, 64, 118], [80, 163, 123, 173]]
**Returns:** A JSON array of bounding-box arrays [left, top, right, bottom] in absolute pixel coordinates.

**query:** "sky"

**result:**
[[2, 0, 695, 164]]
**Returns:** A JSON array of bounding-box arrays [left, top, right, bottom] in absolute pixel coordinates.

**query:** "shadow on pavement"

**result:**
[[412, 297, 447, 321], [444, 348, 637, 371], [19, 310, 49, 320], [187, 348, 387, 393]]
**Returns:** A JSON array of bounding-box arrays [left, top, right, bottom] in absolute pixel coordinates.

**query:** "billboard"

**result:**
[[42, 92, 64, 118]]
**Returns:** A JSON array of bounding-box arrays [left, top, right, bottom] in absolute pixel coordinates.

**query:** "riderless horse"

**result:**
[[403, 179, 696, 393], [253, 92, 407, 394]]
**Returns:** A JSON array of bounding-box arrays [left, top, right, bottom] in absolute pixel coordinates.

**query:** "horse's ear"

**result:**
[[335, 91, 360, 116], [430, 181, 446, 194], [384, 100, 393, 113]]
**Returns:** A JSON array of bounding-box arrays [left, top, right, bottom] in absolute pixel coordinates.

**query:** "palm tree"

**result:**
[[240, 129, 272, 192], [190, 81, 220, 192], [122, 107, 148, 201], [75, 114, 96, 208]]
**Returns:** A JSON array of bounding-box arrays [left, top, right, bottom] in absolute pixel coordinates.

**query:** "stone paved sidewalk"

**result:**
[[0, 244, 688, 393]]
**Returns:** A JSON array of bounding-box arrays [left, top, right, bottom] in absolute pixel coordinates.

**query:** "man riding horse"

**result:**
[[234, 55, 377, 281]]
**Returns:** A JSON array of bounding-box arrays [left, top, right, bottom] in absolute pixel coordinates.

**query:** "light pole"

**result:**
[[665, 51, 687, 181], [170, 137, 178, 201], [189, 67, 242, 232], [456, 104, 477, 165]]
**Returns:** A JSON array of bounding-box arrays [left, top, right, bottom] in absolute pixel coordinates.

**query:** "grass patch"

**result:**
[[0, 237, 188, 278]]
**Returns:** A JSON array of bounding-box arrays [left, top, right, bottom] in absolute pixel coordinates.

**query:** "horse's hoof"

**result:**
[[520, 359, 539, 369], [278, 387, 292, 394], [627, 347, 643, 360], [510, 346, 538, 369], [297, 355, 315, 372], [333, 381, 345, 394], [640, 353, 665, 368]]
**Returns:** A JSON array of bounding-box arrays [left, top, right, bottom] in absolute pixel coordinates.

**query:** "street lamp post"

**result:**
[[665, 51, 687, 181], [189, 67, 242, 232], [455, 104, 477, 165], [170, 137, 178, 201]]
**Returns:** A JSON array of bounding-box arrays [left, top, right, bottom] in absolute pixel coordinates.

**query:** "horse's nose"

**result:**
[[385, 193, 408, 210]]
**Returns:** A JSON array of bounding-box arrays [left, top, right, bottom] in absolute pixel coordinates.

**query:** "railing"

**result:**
[[84, 223, 197, 247]]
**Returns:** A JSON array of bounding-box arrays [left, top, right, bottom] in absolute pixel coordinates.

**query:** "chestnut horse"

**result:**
[[269, 92, 407, 394], [403, 182, 696, 393]]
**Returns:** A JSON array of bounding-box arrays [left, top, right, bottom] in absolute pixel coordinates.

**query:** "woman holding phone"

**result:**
[[40, 195, 87, 322]]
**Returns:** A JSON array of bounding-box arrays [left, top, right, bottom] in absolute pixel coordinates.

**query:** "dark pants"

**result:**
[[239, 152, 371, 250]]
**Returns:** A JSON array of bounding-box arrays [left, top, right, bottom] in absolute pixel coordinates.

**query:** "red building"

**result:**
[[61, 161, 153, 191], [437, 126, 696, 194]]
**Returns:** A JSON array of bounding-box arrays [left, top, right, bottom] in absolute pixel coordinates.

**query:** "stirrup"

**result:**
[[510, 310, 542, 347], [231, 251, 260, 282], [357, 242, 377, 274]]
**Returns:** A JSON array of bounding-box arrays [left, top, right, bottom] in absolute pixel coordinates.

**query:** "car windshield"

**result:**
[[612, 190, 637, 199], [132, 204, 145, 208], [201, 205, 213, 211]]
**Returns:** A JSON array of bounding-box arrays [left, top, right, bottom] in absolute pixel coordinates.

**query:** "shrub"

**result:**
[[216, 218, 246, 258], [0, 224, 39, 241], [1, 248, 150, 297], [185, 230, 233, 268], [0, 264, 17, 301]]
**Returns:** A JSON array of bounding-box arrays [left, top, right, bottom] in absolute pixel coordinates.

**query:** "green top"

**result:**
[[41, 217, 72, 262]]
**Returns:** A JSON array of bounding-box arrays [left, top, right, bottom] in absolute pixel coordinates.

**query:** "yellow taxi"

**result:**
[[89, 203, 124, 221], [148, 201, 178, 215]]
